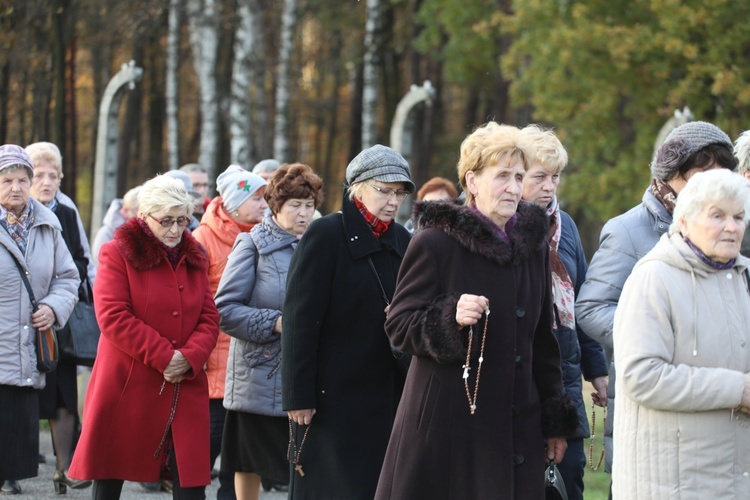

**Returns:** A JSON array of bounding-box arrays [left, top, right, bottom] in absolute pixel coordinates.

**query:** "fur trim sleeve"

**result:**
[[421, 293, 468, 364], [541, 393, 579, 438]]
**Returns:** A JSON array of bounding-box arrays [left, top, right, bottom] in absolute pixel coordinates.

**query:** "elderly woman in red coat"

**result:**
[[375, 122, 577, 499], [69, 175, 220, 499]]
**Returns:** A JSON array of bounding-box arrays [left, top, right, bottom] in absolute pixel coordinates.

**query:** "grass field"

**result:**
[[581, 381, 610, 500]]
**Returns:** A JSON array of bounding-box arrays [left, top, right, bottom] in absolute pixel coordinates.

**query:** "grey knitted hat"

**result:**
[[651, 121, 733, 181], [345, 145, 415, 193]]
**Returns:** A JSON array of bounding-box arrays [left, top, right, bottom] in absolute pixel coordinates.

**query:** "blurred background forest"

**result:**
[[2, 0, 750, 253]]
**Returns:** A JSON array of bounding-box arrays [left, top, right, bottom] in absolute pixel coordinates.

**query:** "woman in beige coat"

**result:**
[[612, 168, 750, 499]]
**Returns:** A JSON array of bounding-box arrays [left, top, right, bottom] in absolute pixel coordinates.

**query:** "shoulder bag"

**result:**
[[62, 277, 100, 367], [6, 247, 59, 373]]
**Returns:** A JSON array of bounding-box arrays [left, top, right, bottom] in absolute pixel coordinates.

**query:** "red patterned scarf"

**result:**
[[546, 198, 575, 330], [354, 197, 391, 238]]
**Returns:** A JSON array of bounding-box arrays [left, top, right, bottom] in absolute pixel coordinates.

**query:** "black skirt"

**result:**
[[0, 385, 40, 480], [220, 410, 289, 483], [38, 356, 78, 419]]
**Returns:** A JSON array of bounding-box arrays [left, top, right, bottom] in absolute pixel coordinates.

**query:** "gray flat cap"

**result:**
[[345, 145, 415, 193]]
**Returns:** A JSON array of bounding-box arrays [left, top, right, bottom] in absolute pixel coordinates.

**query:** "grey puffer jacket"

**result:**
[[215, 214, 298, 416], [575, 187, 671, 472], [0, 199, 80, 389]]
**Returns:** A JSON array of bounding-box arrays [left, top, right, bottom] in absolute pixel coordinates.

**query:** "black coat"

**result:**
[[375, 201, 577, 500], [38, 201, 89, 418], [281, 192, 411, 500]]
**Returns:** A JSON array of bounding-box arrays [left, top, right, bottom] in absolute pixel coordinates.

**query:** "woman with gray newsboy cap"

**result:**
[[281, 145, 413, 499], [0, 145, 79, 495]]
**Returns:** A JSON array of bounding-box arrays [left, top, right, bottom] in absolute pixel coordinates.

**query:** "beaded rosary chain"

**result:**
[[588, 404, 606, 471], [287, 419, 312, 477], [462, 308, 489, 415]]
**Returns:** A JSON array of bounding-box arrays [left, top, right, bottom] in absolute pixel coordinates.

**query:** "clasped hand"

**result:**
[[455, 294, 489, 328], [163, 350, 191, 384]]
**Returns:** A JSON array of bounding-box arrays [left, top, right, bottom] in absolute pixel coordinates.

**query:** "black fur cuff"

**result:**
[[422, 294, 467, 364], [541, 393, 579, 438]]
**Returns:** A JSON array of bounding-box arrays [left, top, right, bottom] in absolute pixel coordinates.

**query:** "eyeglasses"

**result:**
[[364, 182, 410, 201], [149, 214, 190, 228]]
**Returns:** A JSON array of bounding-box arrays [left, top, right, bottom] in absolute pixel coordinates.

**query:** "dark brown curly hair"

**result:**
[[264, 163, 324, 215]]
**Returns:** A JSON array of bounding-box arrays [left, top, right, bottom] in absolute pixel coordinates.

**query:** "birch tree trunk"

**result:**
[[361, 0, 381, 149], [229, 0, 256, 168], [186, 0, 220, 178], [273, 0, 297, 163], [166, 0, 181, 170], [249, 1, 270, 160]]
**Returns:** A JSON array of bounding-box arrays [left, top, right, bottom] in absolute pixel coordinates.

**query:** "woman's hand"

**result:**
[[591, 376, 608, 407], [32, 304, 56, 331], [455, 294, 489, 327], [546, 437, 568, 464], [163, 350, 191, 383], [288, 408, 316, 425], [274, 316, 283, 334]]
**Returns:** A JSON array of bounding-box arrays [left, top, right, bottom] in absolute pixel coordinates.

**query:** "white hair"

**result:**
[[734, 130, 750, 174], [137, 175, 194, 218], [25, 142, 63, 176], [669, 169, 750, 235], [123, 186, 142, 212]]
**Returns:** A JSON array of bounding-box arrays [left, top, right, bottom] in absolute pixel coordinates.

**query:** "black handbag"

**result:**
[[62, 278, 100, 367], [6, 246, 59, 373], [545, 460, 568, 500]]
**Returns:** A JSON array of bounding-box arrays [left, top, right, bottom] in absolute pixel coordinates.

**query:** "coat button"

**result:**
[[743, 471, 750, 478], [513, 455, 524, 465], [179, 285, 184, 291], [172, 340, 177, 345], [514, 355, 522, 365], [23, 325, 28, 330], [263, 349, 272, 357], [511, 405, 519, 416], [727, 273, 733, 280], [516, 307, 525, 318], [172, 311, 179, 317], [26, 378, 32, 383]]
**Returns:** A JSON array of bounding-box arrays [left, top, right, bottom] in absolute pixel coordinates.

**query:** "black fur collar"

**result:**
[[114, 218, 208, 271], [412, 200, 548, 265]]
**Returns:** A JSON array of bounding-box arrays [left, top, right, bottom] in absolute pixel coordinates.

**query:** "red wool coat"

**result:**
[[69, 219, 219, 487]]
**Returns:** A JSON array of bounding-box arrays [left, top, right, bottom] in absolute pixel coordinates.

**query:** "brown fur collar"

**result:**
[[412, 199, 548, 265], [113, 218, 208, 271]]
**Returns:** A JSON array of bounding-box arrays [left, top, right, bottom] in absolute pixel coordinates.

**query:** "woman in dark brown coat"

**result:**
[[375, 122, 577, 500]]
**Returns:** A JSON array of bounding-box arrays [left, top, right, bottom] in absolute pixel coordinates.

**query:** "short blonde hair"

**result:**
[[137, 175, 194, 218], [347, 181, 367, 201], [25, 142, 63, 176], [520, 125, 568, 174], [457, 122, 536, 206], [670, 169, 750, 235]]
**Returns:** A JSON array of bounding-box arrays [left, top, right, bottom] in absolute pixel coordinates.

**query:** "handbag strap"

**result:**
[[4, 245, 39, 311], [366, 256, 390, 307]]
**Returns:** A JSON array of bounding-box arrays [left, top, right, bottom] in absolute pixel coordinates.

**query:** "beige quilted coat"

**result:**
[[613, 233, 750, 499]]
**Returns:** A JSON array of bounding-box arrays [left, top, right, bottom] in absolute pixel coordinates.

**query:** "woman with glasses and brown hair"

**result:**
[[282, 145, 414, 499], [68, 175, 219, 499]]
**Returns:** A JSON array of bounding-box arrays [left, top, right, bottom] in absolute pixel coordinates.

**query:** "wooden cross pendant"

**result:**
[[295, 464, 305, 477]]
